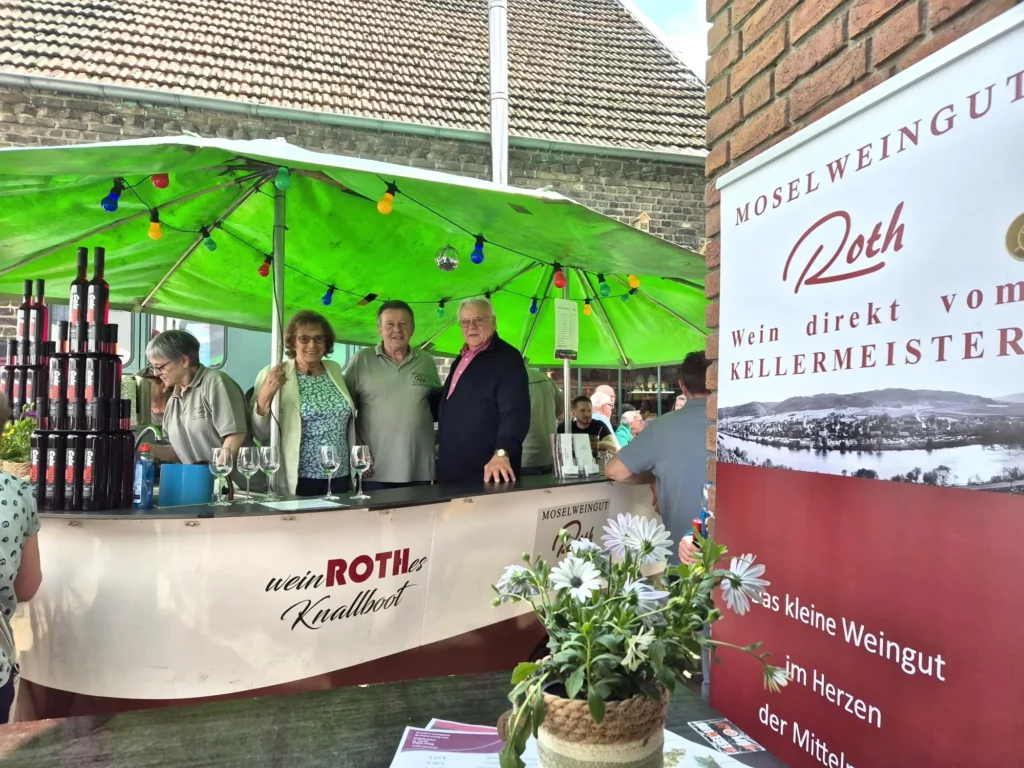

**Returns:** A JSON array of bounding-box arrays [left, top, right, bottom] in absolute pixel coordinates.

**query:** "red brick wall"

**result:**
[[702, 0, 1022, 514]]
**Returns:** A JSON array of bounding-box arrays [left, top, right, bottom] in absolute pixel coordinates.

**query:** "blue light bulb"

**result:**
[[529, 298, 538, 315], [322, 286, 334, 306], [100, 192, 120, 212], [471, 235, 485, 265]]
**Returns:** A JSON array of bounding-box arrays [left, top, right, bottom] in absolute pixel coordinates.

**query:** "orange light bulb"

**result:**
[[377, 192, 394, 215], [628, 275, 640, 289], [148, 221, 163, 240]]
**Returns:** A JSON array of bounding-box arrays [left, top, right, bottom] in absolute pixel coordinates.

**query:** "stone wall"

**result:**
[[0, 84, 705, 338], [702, 0, 1022, 508]]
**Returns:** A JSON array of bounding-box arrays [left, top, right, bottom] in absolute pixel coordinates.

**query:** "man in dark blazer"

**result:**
[[437, 297, 530, 484]]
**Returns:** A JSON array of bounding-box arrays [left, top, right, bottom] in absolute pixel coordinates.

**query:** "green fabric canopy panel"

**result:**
[[0, 136, 707, 367]]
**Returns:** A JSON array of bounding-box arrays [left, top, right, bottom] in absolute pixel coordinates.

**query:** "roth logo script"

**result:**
[[326, 548, 423, 586], [783, 202, 906, 294]]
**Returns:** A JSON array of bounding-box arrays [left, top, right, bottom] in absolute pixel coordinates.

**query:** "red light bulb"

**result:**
[[152, 173, 169, 189], [553, 270, 567, 289], [258, 258, 271, 277]]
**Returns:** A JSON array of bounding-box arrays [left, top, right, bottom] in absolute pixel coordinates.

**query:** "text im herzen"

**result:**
[[265, 549, 428, 631]]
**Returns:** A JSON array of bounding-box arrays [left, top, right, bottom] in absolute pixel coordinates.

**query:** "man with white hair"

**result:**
[[436, 297, 530, 484], [590, 385, 621, 449]]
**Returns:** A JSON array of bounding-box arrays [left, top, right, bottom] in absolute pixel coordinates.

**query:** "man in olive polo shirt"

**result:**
[[344, 300, 442, 488]]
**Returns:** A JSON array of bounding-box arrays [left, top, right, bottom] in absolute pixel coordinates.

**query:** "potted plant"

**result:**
[[492, 513, 787, 768], [0, 416, 36, 479]]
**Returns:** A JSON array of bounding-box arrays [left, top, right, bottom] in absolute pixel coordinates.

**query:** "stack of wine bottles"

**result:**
[[0, 246, 135, 512]]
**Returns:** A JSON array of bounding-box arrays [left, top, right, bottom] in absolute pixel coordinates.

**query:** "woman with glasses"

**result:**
[[251, 310, 356, 497], [145, 329, 250, 469]]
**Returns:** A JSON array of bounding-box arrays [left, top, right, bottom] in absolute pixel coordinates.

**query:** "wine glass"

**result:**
[[237, 447, 259, 502], [350, 445, 372, 501], [259, 445, 281, 500], [319, 444, 342, 501], [209, 447, 233, 506]]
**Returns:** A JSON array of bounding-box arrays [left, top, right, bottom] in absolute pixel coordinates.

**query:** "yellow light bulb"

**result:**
[[628, 275, 640, 289], [377, 192, 394, 215], [583, 303, 592, 316], [148, 222, 163, 240]]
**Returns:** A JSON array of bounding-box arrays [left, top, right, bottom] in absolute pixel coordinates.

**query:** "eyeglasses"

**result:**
[[458, 317, 494, 329], [297, 335, 326, 346], [150, 360, 174, 373]]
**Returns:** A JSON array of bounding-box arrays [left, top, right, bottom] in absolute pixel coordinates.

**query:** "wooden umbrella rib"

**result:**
[[520, 264, 552, 359], [579, 270, 629, 368], [0, 172, 265, 280], [139, 180, 265, 309], [610, 275, 707, 337]]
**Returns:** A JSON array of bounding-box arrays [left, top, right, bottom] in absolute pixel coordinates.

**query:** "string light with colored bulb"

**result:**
[[553, 263, 567, 289], [148, 209, 163, 240], [274, 167, 292, 191], [597, 273, 611, 298], [201, 226, 217, 251], [321, 284, 336, 306], [583, 299, 592, 316], [621, 287, 638, 303], [101, 179, 125, 212], [471, 234, 486, 264], [258, 256, 272, 277], [151, 173, 169, 189], [377, 182, 398, 215], [436, 300, 446, 318], [628, 275, 641, 289], [529, 297, 538, 315]]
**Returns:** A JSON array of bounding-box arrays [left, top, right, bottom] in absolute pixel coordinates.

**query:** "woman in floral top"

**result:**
[[251, 311, 356, 496], [0, 393, 42, 722]]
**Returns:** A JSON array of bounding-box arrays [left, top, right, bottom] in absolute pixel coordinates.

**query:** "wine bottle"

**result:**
[[70, 247, 89, 353], [16, 280, 32, 347], [86, 246, 109, 353], [28, 278, 48, 364]]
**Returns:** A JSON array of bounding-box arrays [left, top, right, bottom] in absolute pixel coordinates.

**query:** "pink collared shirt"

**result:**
[[447, 338, 492, 398]]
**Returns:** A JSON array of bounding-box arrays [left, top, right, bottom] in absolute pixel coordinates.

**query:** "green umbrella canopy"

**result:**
[[0, 136, 707, 367]]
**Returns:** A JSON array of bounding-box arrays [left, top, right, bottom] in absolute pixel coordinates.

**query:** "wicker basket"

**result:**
[[1, 461, 31, 480], [500, 687, 669, 768]]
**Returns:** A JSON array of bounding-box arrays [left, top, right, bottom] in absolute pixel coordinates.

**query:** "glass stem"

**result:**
[[245, 477, 251, 501], [328, 473, 333, 498]]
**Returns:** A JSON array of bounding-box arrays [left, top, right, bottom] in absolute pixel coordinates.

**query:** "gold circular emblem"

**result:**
[[1008, 213, 1024, 262]]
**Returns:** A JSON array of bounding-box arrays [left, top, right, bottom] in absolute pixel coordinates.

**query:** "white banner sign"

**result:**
[[718, 26, 1024, 493]]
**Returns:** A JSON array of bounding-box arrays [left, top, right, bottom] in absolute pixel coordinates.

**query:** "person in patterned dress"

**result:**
[[0, 392, 42, 722], [252, 310, 357, 497]]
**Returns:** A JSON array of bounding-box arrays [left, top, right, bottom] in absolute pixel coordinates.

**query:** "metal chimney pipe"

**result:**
[[488, 0, 509, 185]]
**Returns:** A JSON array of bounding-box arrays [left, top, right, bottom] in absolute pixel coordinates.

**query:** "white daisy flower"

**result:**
[[569, 538, 602, 556], [601, 513, 637, 558], [549, 556, 604, 603], [720, 554, 769, 616], [495, 565, 537, 603], [764, 665, 790, 693], [622, 578, 670, 613], [623, 628, 655, 671], [624, 516, 674, 565]]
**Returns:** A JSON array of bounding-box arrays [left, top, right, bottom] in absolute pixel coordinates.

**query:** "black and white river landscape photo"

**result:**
[[718, 389, 1024, 494]]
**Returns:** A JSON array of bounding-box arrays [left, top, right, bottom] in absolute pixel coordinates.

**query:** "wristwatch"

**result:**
[[495, 449, 508, 458]]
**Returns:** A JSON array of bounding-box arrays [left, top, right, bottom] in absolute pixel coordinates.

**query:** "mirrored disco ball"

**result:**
[[435, 245, 460, 272]]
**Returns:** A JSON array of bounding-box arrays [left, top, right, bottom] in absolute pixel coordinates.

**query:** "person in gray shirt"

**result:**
[[604, 351, 712, 700], [344, 300, 442, 488], [521, 368, 563, 475]]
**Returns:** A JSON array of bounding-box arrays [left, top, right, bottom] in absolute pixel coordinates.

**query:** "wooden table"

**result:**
[[0, 671, 785, 767]]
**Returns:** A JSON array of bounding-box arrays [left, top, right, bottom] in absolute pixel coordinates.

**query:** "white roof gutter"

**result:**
[[0, 72, 706, 167]]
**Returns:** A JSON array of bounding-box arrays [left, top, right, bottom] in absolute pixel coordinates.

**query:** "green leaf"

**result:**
[[587, 686, 606, 724], [511, 662, 540, 685], [530, 688, 546, 737], [650, 640, 666, 666], [595, 634, 621, 651], [566, 667, 586, 700]]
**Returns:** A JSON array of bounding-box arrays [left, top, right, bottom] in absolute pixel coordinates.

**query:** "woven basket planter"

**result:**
[[501, 687, 669, 768], [1, 461, 31, 480]]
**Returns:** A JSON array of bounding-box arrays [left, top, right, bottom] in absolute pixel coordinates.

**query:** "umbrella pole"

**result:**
[[562, 283, 571, 441], [269, 184, 287, 492]]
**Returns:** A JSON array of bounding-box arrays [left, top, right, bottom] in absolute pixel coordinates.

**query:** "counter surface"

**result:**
[[0, 671, 786, 767], [39, 472, 611, 520]]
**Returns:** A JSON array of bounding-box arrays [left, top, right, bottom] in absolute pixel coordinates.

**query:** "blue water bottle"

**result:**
[[133, 444, 155, 510]]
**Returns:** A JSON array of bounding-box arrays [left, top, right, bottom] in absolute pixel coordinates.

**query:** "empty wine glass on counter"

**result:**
[[350, 445, 372, 501], [319, 444, 342, 501], [209, 447, 233, 506], [259, 445, 281, 500], [237, 447, 259, 502]]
